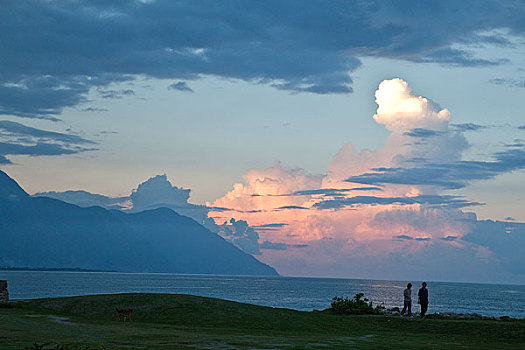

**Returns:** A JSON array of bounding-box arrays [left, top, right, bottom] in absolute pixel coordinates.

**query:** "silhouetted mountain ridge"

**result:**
[[0, 170, 277, 276], [0, 170, 28, 199]]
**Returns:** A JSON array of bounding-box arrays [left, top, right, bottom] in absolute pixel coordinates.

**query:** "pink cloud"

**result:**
[[208, 78, 517, 281]]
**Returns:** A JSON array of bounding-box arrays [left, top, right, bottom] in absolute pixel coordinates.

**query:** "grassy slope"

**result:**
[[1, 293, 524, 349]]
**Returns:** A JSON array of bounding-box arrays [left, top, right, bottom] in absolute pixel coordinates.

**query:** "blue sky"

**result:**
[[1, 0, 525, 281]]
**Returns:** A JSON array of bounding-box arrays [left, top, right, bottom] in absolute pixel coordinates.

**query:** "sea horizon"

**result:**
[[3, 270, 524, 318], [3, 268, 524, 288]]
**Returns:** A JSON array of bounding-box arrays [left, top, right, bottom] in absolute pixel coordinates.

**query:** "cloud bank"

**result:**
[[0, 120, 96, 164], [1, 1, 524, 119], [32, 78, 525, 282], [208, 78, 525, 282]]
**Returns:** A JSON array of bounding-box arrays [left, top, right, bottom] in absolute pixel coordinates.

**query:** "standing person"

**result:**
[[418, 282, 429, 319], [401, 283, 412, 316]]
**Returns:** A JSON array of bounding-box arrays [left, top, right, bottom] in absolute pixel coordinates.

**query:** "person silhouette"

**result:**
[[418, 282, 429, 319], [401, 283, 412, 316]]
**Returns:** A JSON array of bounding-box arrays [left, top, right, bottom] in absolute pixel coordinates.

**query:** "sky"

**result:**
[[1, 0, 525, 283]]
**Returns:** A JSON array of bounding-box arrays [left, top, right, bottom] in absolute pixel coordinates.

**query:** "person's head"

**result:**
[[407, 283, 412, 289], [422, 282, 427, 288]]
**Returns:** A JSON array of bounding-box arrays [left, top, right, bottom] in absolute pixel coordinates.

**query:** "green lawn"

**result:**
[[1, 293, 524, 349]]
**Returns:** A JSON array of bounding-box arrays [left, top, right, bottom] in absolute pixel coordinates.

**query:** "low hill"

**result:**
[[1, 293, 524, 349], [0, 170, 277, 276]]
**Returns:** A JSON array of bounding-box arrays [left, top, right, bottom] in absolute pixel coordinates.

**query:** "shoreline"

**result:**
[[2, 272, 524, 318], [1, 293, 524, 349], [2, 292, 523, 321], [382, 307, 522, 321]]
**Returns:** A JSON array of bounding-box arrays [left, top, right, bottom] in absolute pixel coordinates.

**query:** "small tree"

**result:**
[[330, 293, 384, 315]]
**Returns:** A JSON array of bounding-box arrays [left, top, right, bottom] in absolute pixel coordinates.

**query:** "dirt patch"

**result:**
[[48, 315, 75, 325]]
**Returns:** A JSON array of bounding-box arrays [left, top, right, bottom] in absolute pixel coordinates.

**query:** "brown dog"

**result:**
[[115, 308, 133, 321]]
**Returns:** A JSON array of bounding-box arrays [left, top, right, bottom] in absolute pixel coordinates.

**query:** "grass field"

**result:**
[[1, 293, 524, 349]]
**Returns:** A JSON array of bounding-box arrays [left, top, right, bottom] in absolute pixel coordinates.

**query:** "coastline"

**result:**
[[0, 266, 117, 273], [2, 271, 524, 318], [1, 293, 524, 349]]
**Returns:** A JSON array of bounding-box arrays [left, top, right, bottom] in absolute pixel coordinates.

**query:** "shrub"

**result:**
[[330, 293, 385, 315]]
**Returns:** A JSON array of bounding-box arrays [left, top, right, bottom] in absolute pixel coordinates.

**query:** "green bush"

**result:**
[[330, 293, 385, 315]]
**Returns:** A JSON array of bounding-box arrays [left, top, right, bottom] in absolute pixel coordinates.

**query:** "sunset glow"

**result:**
[[206, 79, 487, 278], [2, 0, 524, 284]]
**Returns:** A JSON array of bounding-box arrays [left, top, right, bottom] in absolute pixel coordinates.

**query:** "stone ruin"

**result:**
[[0, 280, 8, 302]]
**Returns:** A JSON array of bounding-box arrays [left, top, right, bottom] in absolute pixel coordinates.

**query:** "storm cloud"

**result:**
[[1, 0, 524, 118]]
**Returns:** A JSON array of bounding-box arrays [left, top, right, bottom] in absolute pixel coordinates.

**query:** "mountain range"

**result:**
[[0, 170, 277, 276]]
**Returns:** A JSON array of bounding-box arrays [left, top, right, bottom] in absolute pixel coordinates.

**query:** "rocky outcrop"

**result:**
[[430, 311, 483, 319], [0, 280, 8, 302], [383, 307, 518, 320]]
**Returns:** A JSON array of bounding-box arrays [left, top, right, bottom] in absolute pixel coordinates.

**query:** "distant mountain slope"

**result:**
[[34, 190, 129, 210], [0, 170, 277, 276], [111, 208, 272, 274], [0, 170, 28, 199]]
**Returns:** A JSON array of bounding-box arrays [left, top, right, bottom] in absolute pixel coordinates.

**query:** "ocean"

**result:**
[[1, 271, 524, 318]]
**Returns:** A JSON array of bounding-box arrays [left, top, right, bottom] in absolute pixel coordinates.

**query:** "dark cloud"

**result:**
[[0, 74, 129, 120], [489, 78, 525, 88], [1, 1, 524, 118], [277, 205, 308, 210], [0, 142, 90, 157], [251, 187, 382, 198], [392, 235, 432, 243], [98, 89, 135, 99], [0, 120, 94, 145], [451, 123, 488, 132], [441, 236, 458, 241], [207, 206, 235, 212], [290, 187, 382, 196], [254, 223, 288, 228], [314, 194, 480, 210], [0, 120, 96, 162], [168, 81, 194, 92], [260, 241, 309, 251], [409, 47, 504, 66], [208, 206, 263, 213], [81, 107, 109, 113], [346, 147, 525, 190], [393, 235, 413, 241], [403, 128, 444, 138], [252, 223, 288, 231]]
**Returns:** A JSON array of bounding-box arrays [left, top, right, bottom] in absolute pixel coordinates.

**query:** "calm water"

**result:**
[[1, 271, 524, 318]]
